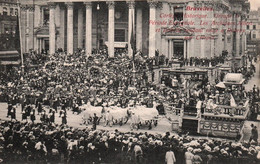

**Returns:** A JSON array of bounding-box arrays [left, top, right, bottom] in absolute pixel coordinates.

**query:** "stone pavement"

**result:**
[[245, 56, 260, 91], [0, 103, 173, 135], [242, 56, 260, 143]]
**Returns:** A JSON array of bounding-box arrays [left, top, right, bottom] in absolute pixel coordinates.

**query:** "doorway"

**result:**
[[174, 41, 184, 59]]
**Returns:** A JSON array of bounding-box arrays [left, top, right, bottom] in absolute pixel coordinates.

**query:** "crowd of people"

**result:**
[[0, 48, 259, 163], [0, 120, 259, 164]]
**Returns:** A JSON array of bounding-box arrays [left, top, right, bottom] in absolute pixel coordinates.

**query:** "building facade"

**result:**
[[246, 8, 260, 58], [0, 0, 18, 51], [246, 8, 260, 40], [19, 0, 250, 65]]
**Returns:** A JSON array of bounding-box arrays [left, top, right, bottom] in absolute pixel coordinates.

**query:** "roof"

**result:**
[[223, 73, 245, 85]]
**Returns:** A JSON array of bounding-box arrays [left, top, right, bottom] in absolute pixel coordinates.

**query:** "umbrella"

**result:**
[[216, 82, 226, 89]]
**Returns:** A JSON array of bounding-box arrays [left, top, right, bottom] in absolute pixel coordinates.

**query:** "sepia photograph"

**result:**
[[0, 0, 259, 163]]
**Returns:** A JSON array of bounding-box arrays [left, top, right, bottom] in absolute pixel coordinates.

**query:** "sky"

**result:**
[[249, 0, 260, 11]]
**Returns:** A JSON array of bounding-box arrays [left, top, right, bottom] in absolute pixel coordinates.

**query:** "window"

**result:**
[[15, 9, 18, 16], [253, 34, 256, 38], [174, 7, 183, 22], [247, 25, 250, 29], [10, 8, 13, 16], [43, 8, 49, 25], [115, 29, 125, 42], [3, 7, 8, 15], [253, 25, 256, 30]]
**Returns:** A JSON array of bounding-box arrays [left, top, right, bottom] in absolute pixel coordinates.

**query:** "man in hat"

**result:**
[[250, 124, 258, 143], [92, 113, 99, 130]]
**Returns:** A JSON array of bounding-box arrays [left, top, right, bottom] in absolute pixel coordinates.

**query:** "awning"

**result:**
[[223, 73, 245, 85], [0, 51, 20, 65]]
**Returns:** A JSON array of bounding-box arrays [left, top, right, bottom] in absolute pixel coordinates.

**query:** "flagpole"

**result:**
[[18, 0, 24, 73]]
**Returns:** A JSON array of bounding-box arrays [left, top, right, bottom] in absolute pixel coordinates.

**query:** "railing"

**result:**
[[203, 100, 250, 119], [165, 104, 182, 115]]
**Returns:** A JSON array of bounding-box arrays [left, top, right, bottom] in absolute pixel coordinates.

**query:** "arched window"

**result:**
[[10, 8, 13, 16], [3, 7, 8, 15], [15, 9, 18, 16]]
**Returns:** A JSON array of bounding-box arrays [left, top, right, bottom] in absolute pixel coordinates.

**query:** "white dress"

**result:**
[[185, 152, 194, 164], [165, 151, 176, 164]]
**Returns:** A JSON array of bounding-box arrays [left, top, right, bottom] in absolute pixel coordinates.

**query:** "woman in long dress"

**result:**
[[185, 147, 194, 164], [165, 147, 176, 164]]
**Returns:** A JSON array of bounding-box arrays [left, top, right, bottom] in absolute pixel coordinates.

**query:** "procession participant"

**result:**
[[10, 105, 17, 122], [37, 102, 43, 115], [50, 110, 55, 124], [165, 147, 176, 164], [185, 147, 194, 164], [61, 111, 67, 125], [22, 110, 27, 122], [92, 113, 99, 130], [130, 112, 139, 131], [30, 109, 36, 123], [250, 124, 258, 143], [6, 104, 12, 118], [105, 110, 113, 127]]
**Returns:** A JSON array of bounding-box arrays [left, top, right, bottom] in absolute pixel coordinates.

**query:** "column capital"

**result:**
[[20, 5, 34, 11], [65, 2, 74, 9], [84, 2, 92, 9], [20, 5, 27, 11], [48, 2, 56, 9], [148, 1, 158, 9], [107, 1, 115, 9], [127, 1, 135, 9]]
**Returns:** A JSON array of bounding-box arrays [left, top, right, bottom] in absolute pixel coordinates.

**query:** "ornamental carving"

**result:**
[[127, 1, 135, 9], [48, 2, 56, 9], [65, 2, 73, 9], [148, 1, 157, 9], [20, 5, 34, 11], [84, 2, 92, 9], [107, 1, 115, 9]]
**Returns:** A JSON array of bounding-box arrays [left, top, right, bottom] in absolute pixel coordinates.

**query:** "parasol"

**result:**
[[216, 82, 226, 89]]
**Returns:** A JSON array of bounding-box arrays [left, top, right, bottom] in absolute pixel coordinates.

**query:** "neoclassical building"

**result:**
[[19, 0, 250, 65]]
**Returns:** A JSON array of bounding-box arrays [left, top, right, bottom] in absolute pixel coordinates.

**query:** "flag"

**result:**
[[14, 15, 20, 54], [130, 10, 136, 60], [230, 94, 237, 107]]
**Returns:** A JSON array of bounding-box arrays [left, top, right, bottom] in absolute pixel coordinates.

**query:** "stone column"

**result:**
[[168, 40, 172, 59], [191, 38, 195, 58], [241, 16, 246, 57], [224, 30, 227, 50], [49, 2, 56, 54], [40, 7, 44, 25], [107, 1, 115, 57], [66, 2, 74, 54], [34, 5, 41, 27], [78, 7, 84, 49], [236, 14, 241, 57], [59, 5, 65, 50], [187, 40, 190, 59], [25, 8, 29, 52], [211, 38, 215, 58], [85, 2, 92, 55], [55, 4, 61, 49], [127, 1, 135, 57], [161, 38, 167, 56], [34, 5, 41, 51], [136, 8, 142, 51], [184, 40, 187, 59], [201, 29, 205, 58], [148, 1, 157, 57]]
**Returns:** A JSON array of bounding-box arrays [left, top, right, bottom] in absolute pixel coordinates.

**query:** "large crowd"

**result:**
[[0, 120, 259, 164], [0, 49, 259, 163]]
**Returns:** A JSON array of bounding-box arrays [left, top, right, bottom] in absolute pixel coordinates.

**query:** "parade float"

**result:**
[[199, 73, 250, 138]]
